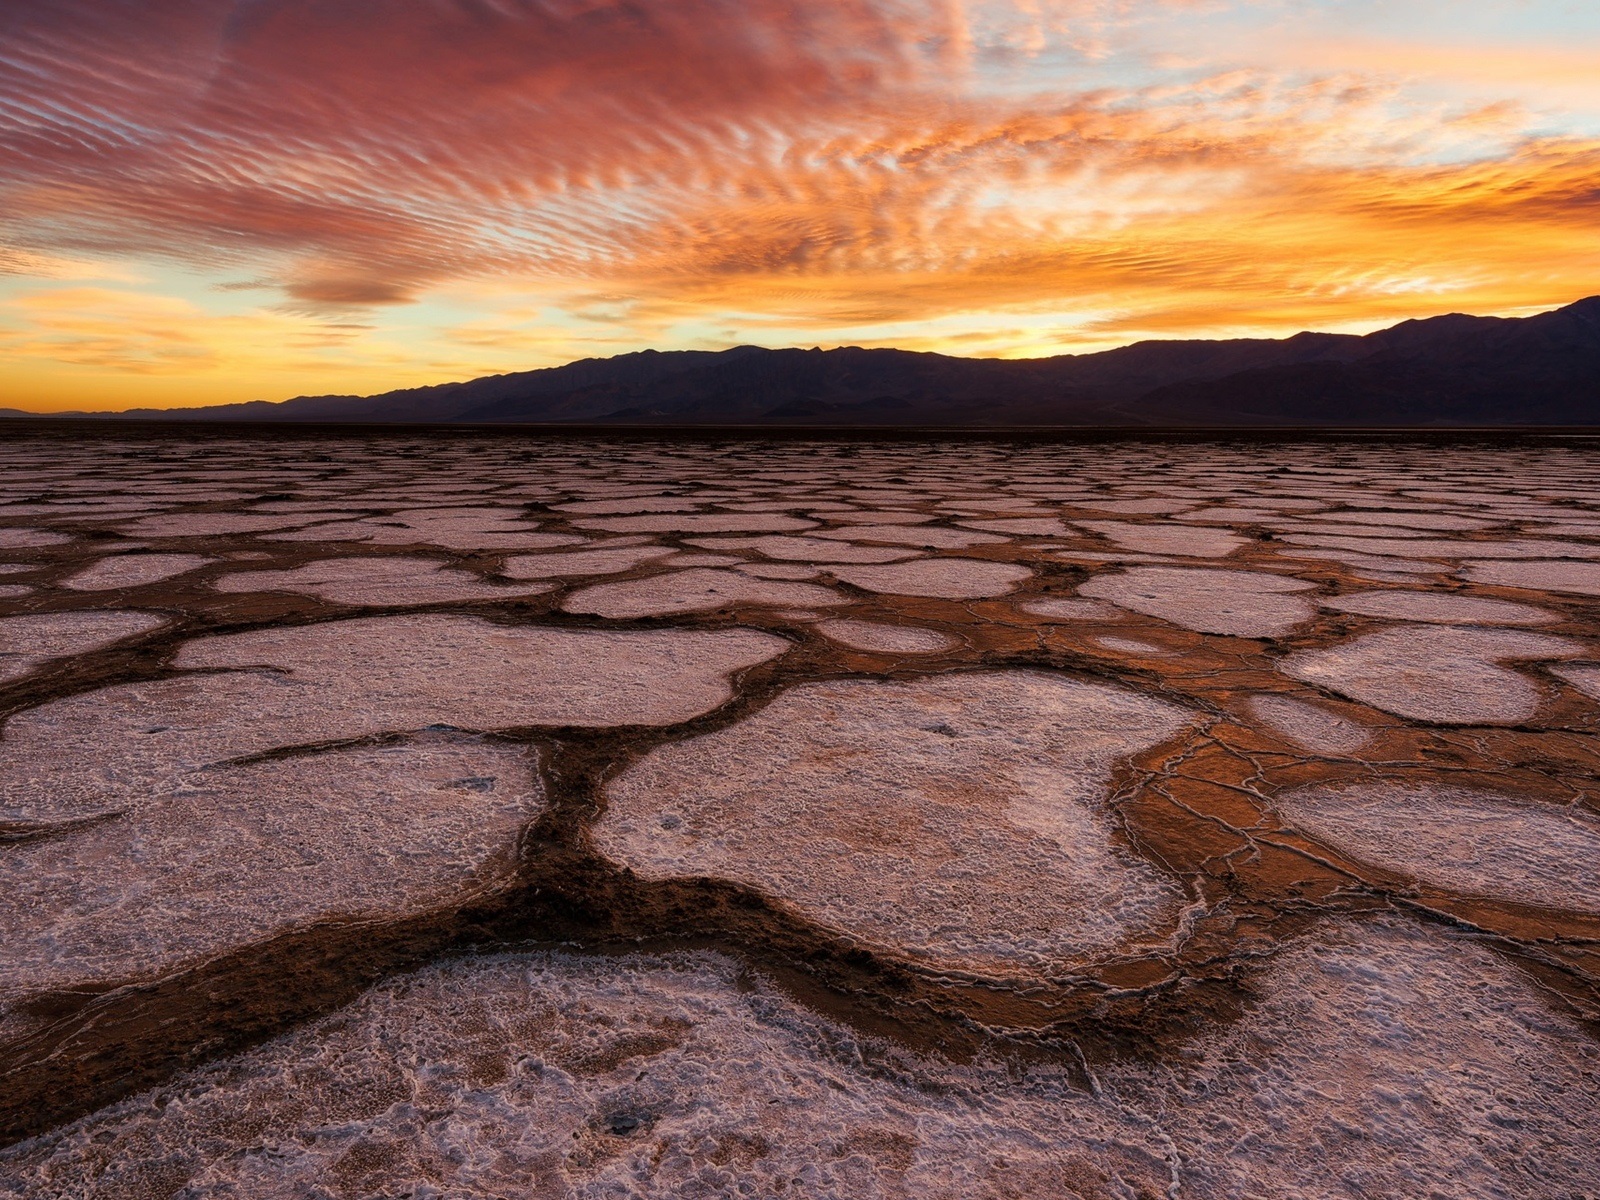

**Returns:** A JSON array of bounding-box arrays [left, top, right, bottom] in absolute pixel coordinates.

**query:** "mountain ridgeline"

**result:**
[[44, 296, 1600, 427]]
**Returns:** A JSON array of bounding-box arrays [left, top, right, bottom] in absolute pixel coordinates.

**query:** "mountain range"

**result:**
[[15, 295, 1600, 427]]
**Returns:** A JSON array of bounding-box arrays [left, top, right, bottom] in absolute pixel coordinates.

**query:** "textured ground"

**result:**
[[0, 427, 1597, 1199]]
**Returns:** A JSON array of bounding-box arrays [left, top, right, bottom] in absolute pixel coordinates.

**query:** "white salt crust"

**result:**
[[0, 611, 166, 683], [60, 553, 214, 591], [829, 559, 1032, 599], [1321, 590, 1556, 626], [1276, 785, 1600, 913], [1462, 559, 1600, 596], [1079, 567, 1316, 637], [562, 569, 844, 618], [500, 545, 675, 578], [685, 535, 919, 564], [1246, 695, 1373, 755], [0, 585, 29, 599], [1016, 597, 1124, 621], [1280, 626, 1580, 724], [0, 736, 544, 1025], [815, 621, 958, 654], [1076, 521, 1245, 558], [6, 920, 1596, 1200], [213, 556, 554, 606], [596, 672, 1191, 975]]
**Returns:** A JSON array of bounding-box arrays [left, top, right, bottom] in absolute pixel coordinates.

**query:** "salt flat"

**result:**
[[0, 430, 1597, 1199]]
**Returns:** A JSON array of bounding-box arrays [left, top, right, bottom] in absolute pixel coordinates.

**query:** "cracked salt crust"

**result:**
[[1247, 695, 1373, 754], [1280, 626, 1579, 724], [213, 556, 555, 606], [0, 611, 166, 684], [955, 517, 1072, 536], [120, 512, 348, 538], [1079, 567, 1316, 637], [1321, 590, 1555, 626], [1286, 533, 1600, 560], [0, 617, 785, 817], [808, 525, 1009, 549], [1074, 497, 1198, 515], [816, 621, 957, 654], [562, 569, 844, 618], [9, 919, 1595, 1200], [0, 736, 545, 1033], [829, 559, 1032, 599], [553, 496, 701, 514], [1299, 510, 1497, 531], [571, 513, 817, 534], [596, 672, 1191, 976], [266, 508, 586, 551], [1276, 785, 1600, 913], [1076, 520, 1245, 557], [61, 553, 215, 591], [685, 535, 918, 564], [500, 544, 674, 578]]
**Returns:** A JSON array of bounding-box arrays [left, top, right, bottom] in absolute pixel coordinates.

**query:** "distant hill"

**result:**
[[15, 296, 1600, 427]]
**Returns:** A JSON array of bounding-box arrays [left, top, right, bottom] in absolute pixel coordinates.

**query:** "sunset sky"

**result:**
[[2, 1, 1598, 412]]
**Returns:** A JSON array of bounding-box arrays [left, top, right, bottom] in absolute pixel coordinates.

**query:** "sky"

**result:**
[[1, 1, 1597, 412]]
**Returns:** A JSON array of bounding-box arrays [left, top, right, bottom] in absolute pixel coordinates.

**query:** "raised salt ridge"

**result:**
[[595, 671, 1192, 975], [6, 920, 1595, 1200]]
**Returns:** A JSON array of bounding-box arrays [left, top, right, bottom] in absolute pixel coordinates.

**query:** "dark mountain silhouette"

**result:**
[[16, 295, 1600, 427]]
